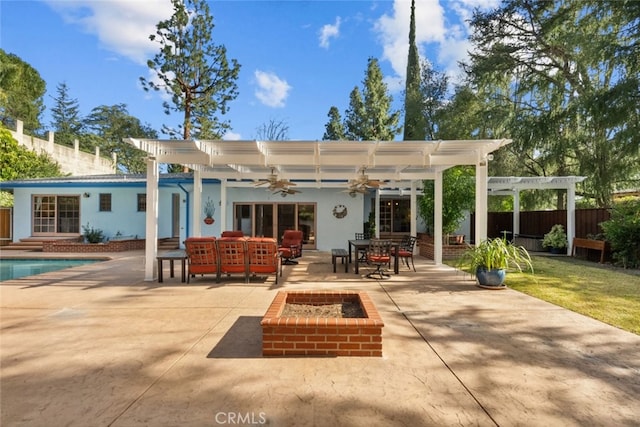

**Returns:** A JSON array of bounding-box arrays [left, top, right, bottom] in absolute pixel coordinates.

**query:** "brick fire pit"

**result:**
[[261, 290, 384, 357]]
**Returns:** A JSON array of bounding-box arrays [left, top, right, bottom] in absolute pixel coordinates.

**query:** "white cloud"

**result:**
[[373, 0, 499, 89], [45, 0, 173, 64], [319, 17, 341, 49], [222, 131, 242, 141], [253, 70, 291, 108]]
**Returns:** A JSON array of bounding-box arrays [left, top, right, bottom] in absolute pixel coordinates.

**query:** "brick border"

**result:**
[[261, 290, 384, 357]]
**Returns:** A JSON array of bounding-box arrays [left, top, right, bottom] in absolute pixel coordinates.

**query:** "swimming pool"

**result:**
[[0, 259, 102, 281]]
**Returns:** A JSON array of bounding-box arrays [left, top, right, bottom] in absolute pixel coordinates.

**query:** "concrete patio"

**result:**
[[1, 250, 638, 426]]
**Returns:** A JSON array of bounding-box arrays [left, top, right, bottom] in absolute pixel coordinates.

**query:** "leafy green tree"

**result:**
[[50, 82, 83, 148], [420, 60, 448, 141], [402, 0, 425, 141], [0, 125, 63, 202], [84, 104, 157, 173], [344, 58, 400, 141], [465, 0, 640, 207], [322, 106, 345, 140], [418, 166, 475, 236], [140, 0, 241, 141], [0, 49, 45, 134]]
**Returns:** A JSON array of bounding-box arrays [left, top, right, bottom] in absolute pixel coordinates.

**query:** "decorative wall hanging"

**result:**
[[332, 204, 348, 219]]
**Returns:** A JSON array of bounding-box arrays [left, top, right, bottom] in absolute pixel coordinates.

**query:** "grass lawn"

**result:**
[[449, 255, 640, 335]]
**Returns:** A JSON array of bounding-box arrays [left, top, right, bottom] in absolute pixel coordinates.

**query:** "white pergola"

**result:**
[[488, 176, 587, 252], [126, 138, 512, 281]]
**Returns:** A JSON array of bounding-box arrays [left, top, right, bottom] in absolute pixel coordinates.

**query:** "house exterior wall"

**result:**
[[11, 185, 177, 242], [10, 182, 367, 251]]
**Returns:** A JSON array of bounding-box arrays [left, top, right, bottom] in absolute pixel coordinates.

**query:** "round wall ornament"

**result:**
[[332, 204, 348, 219]]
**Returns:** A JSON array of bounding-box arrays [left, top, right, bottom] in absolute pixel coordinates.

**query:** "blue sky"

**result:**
[[1, 0, 498, 140]]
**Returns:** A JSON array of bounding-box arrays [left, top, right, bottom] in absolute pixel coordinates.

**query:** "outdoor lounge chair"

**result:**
[[184, 237, 218, 283], [278, 230, 303, 265], [247, 237, 280, 284], [366, 239, 392, 279], [217, 237, 248, 283]]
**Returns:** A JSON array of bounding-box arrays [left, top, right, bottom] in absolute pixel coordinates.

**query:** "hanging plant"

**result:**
[[203, 197, 216, 224]]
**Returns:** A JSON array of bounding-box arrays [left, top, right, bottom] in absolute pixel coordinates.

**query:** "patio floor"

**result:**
[[1, 250, 638, 426]]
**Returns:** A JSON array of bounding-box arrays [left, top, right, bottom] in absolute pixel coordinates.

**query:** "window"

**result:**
[[99, 193, 112, 212], [137, 194, 146, 212]]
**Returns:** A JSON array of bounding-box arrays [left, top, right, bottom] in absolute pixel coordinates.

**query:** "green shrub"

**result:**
[[82, 223, 104, 243], [600, 199, 640, 268]]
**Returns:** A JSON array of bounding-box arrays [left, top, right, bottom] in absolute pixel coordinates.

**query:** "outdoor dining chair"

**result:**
[[354, 232, 370, 263], [394, 235, 417, 272], [366, 239, 392, 279]]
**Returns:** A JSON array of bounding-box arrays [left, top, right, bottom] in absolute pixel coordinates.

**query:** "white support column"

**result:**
[[475, 160, 488, 245], [410, 180, 417, 254], [144, 157, 159, 281], [434, 171, 443, 265], [375, 189, 380, 238], [221, 179, 227, 231], [192, 169, 202, 237], [513, 190, 520, 237], [567, 185, 576, 254]]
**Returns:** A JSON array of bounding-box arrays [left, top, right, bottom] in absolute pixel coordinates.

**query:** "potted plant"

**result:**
[[458, 237, 533, 289], [203, 198, 216, 225], [542, 224, 568, 254]]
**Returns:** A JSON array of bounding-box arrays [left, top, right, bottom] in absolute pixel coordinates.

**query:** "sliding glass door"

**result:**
[[233, 202, 316, 249]]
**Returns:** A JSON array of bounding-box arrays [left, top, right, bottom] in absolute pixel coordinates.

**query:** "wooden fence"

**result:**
[[471, 208, 611, 240], [0, 207, 12, 246]]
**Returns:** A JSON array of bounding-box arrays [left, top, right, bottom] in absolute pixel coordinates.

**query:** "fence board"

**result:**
[[471, 208, 610, 241], [0, 207, 12, 246]]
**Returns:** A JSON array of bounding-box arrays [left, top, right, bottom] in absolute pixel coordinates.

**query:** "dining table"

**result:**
[[348, 239, 399, 275]]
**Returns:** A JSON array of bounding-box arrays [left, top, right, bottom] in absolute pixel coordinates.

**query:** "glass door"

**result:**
[[33, 195, 80, 235]]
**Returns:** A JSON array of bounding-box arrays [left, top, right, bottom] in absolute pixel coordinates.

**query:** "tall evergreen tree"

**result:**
[[50, 82, 83, 148], [141, 0, 241, 141], [402, 0, 426, 140], [84, 104, 157, 173], [344, 87, 366, 140], [344, 58, 400, 141], [322, 106, 345, 140], [0, 49, 45, 134]]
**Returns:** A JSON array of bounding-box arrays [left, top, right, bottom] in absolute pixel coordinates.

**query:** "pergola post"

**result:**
[[221, 179, 227, 231], [513, 190, 520, 237], [567, 185, 576, 254], [144, 157, 159, 281], [410, 180, 417, 254], [434, 170, 443, 264], [192, 169, 202, 237], [375, 189, 381, 238], [475, 159, 488, 245]]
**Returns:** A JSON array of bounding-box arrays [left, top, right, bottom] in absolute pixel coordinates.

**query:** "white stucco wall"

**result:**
[[11, 181, 421, 251]]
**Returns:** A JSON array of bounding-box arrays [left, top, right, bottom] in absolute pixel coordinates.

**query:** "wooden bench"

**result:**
[[572, 238, 606, 263], [331, 249, 349, 273]]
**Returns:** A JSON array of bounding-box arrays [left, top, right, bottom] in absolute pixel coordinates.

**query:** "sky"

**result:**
[[1, 0, 499, 141]]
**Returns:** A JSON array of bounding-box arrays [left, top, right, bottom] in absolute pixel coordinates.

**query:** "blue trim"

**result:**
[[0, 177, 220, 189]]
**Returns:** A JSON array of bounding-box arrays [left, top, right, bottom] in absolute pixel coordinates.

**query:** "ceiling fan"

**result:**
[[345, 167, 383, 193], [254, 168, 297, 192]]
